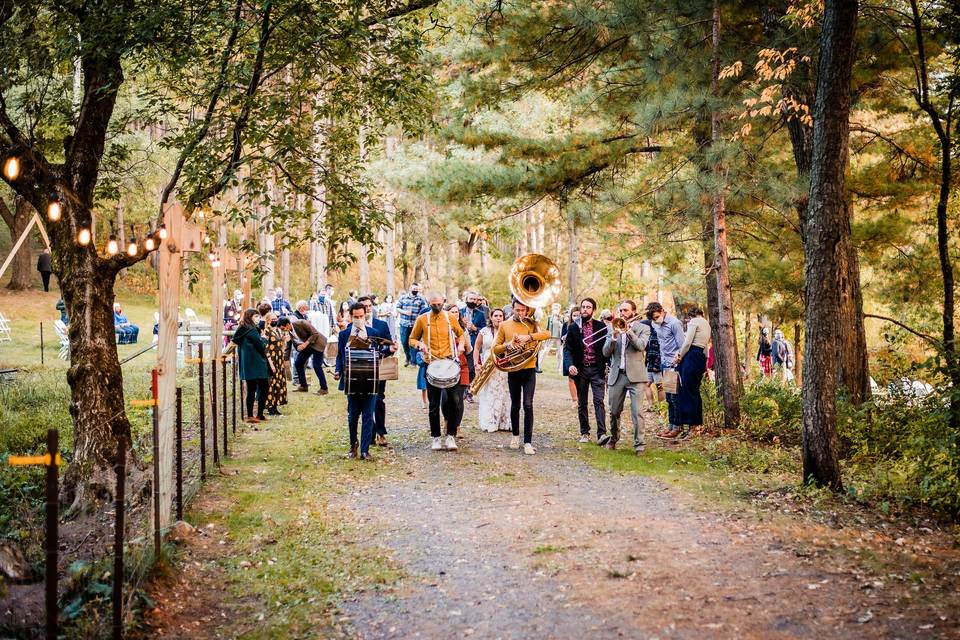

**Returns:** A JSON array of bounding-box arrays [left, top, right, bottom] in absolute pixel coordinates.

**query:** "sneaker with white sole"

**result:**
[[509, 436, 521, 449], [431, 437, 443, 451], [445, 435, 458, 450], [523, 443, 536, 455], [577, 434, 590, 443]]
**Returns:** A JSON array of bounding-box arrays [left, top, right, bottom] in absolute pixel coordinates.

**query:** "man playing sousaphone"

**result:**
[[409, 292, 468, 452], [492, 298, 551, 455]]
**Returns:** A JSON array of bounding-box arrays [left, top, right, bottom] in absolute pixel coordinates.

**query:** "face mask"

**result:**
[[430, 304, 442, 313], [466, 301, 477, 309], [352, 318, 365, 329], [412, 290, 420, 296]]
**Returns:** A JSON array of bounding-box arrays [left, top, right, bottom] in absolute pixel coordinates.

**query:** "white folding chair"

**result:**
[[0, 312, 12, 342], [54, 319, 70, 360]]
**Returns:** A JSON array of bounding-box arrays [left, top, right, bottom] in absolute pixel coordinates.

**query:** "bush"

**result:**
[[738, 379, 803, 446], [840, 394, 960, 515]]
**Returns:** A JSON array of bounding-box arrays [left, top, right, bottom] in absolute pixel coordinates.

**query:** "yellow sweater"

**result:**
[[409, 311, 465, 360], [492, 318, 550, 370]]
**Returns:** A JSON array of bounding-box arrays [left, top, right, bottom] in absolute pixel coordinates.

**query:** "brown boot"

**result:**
[[348, 445, 358, 458]]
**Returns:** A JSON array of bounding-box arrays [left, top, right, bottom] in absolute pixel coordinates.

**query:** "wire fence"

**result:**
[[2, 336, 241, 639]]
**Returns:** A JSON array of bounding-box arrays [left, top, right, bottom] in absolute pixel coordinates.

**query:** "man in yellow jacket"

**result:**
[[409, 292, 468, 451], [492, 299, 551, 455]]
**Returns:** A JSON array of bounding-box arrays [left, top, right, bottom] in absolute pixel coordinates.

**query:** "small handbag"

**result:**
[[663, 368, 680, 395]]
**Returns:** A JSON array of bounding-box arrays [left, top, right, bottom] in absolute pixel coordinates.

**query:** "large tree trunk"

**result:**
[[0, 196, 34, 290], [801, 0, 856, 491], [837, 244, 870, 402], [709, 0, 742, 427]]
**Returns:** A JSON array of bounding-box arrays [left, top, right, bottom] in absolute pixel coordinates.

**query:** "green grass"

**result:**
[[185, 391, 408, 639]]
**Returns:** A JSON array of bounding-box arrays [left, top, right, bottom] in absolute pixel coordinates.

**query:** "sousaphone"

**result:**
[[470, 254, 561, 395]]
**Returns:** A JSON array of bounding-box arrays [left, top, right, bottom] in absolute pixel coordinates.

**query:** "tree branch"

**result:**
[[864, 313, 939, 346], [361, 0, 441, 26], [159, 0, 244, 216]]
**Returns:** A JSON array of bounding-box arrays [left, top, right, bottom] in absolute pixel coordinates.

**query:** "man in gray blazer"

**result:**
[[602, 300, 652, 454]]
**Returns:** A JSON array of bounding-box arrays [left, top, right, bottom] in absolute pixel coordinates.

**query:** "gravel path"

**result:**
[[337, 375, 958, 640]]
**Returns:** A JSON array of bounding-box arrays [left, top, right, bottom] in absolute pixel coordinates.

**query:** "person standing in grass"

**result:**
[[233, 308, 271, 424], [646, 302, 685, 440], [259, 307, 288, 417], [673, 306, 711, 440]]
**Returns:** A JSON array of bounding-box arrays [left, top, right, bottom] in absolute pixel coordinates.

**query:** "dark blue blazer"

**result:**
[[335, 321, 392, 393]]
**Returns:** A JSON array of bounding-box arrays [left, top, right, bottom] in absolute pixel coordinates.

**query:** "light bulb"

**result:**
[[158, 224, 168, 240], [47, 200, 62, 221], [127, 240, 138, 257], [107, 236, 119, 256], [144, 236, 156, 251], [77, 228, 91, 246], [3, 157, 19, 181]]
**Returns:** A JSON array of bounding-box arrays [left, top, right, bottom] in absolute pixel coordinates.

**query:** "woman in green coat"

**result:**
[[232, 308, 273, 423]]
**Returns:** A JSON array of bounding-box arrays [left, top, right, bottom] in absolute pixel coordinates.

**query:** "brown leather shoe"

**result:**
[[349, 445, 358, 458], [605, 440, 617, 450], [375, 435, 387, 446], [656, 429, 680, 440], [293, 386, 308, 392], [244, 417, 260, 424]]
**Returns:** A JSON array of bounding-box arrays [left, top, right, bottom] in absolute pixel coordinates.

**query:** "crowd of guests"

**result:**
[[218, 278, 806, 461]]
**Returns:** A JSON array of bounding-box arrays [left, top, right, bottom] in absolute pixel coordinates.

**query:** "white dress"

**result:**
[[476, 326, 511, 432]]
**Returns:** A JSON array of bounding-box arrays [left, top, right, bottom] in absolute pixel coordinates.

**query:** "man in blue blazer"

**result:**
[[334, 302, 395, 460], [358, 296, 393, 446]]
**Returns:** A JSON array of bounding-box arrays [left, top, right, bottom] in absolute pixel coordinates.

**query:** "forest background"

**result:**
[[1, 0, 959, 519]]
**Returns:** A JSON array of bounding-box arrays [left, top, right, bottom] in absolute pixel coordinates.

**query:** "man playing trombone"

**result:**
[[563, 297, 609, 444], [602, 300, 652, 454]]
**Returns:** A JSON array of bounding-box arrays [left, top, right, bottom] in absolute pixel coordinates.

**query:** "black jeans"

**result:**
[[507, 368, 536, 444], [40, 271, 51, 292], [575, 363, 607, 436], [427, 383, 462, 437], [442, 385, 466, 430], [245, 378, 268, 419], [294, 346, 327, 390]]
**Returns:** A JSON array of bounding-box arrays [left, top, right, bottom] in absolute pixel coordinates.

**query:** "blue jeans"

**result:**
[[399, 324, 414, 365], [347, 393, 378, 455], [295, 346, 327, 390]]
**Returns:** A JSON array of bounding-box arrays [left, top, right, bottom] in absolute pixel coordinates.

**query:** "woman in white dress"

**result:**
[[474, 308, 511, 432]]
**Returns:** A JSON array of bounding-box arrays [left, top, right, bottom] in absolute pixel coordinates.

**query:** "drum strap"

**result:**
[[425, 311, 457, 363]]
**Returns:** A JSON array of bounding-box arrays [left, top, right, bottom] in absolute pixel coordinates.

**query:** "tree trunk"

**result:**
[[281, 246, 290, 296], [801, 0, 856, 491], [793, 322, 803, 384], [384, 220, 396, 298], [566, 203, 578, 307], [743, 310, 752, 378], [1, 196, 35, 290], [358, 242, 371, 293], [709, 0, 741, 427], [837, 242, 870, 402]]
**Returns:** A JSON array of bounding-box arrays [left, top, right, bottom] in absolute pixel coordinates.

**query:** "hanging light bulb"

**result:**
[[47, 199, 62, 222], [144, 236, 156, 251], [106, 235, 119, 256], [127, 238, 138, 256], [2, 156, 20, 181], [77, 227, 91, 246], [158, 224, 168, 240]]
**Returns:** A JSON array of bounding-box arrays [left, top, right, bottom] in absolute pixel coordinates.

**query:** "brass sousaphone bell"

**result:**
[[469, 254, 562, 395]]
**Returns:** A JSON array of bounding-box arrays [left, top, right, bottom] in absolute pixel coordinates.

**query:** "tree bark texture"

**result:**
[[566, 204, 578, 307], [709, 0, 742, 427], [801, 0, 856, 491], [1, 196, 34, 290]]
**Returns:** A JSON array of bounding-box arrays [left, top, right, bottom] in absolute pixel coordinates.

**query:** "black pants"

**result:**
[[40, 271, 51, 292], [507, 368, 536, 444], [245, 378, 268, 419], [575, 363, 607, 436], [295, 346, 327, 390], [427, 382, 462, 437]]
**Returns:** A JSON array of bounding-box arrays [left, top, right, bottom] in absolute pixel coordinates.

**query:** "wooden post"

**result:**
[[155, 203, 204, 530]]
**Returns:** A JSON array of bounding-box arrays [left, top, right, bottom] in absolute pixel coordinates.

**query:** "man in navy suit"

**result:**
[[358, 296, 393, 446], [334, 302, 396, 460]]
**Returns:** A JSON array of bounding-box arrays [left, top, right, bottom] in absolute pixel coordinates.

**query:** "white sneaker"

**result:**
[[445, 435, 458, 451], [577, 434, 590, 443], [509, 436, 521, 449], [431, 437, 443, 451], [523, 443, 536, 455]]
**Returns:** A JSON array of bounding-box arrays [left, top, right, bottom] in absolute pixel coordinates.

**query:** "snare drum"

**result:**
[[426, 358, 461, 389], [345, 349, 378, 381]]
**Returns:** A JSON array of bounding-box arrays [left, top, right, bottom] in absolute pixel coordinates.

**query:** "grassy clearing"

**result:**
[[183, 390, 408, 639]]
